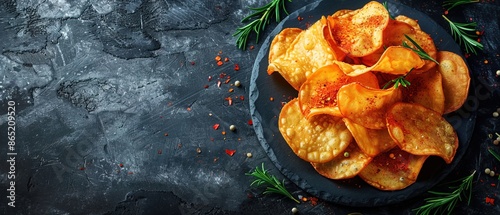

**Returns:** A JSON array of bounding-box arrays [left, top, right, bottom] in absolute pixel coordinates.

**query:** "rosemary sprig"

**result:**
[[402, 34, 439, 64], [382, 69, 413, 89], [247, 163, 300, 203], [443, 0, 480, 11], [442, 15, 483, 55], [233, 0, 291, 50], [413, 170, 476, 215], [382, 1, 395, 20]]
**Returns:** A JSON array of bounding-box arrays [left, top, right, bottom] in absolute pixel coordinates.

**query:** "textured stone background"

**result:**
[[0, 0, 499, 214]]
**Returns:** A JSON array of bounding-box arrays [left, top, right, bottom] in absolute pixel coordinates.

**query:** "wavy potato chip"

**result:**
[[298, 64, 379, 118], [311, 142, 372, 179], [268, 17, 340, 90], [358, 147, 429, 190], [402, 69, 445, 114], [328, 1, 390, 57], [268, 28, 302, 64], [437, 51, 471, 114], [279, 98, 353, 163], [335, 46, 424, 77], [343, 118, 396, 157], [338, 82, 402, 129], [386, 102, 458, 163]]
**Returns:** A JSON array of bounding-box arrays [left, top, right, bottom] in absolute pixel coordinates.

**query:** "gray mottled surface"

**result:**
[[0, 0, 499, 214]]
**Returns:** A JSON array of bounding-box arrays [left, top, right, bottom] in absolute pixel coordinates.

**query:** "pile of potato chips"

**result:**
[[268, 1, 470, 190]]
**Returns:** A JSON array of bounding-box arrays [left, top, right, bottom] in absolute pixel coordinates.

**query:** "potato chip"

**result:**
[[298, 64, 379, 118], [268, 28, 302, 64], [328, 1, 390, 57], [437, 51, 471, 114], [402, 69, 445, 114], [343, 118, 396, 157], [311, 142, 372, 179], [337, 82, 402, 129], [268, 17, 340, 90], [358, 147, 428, 190], [386, 102, 458, 163], [279, 98, 353, 163], [335, 46, 424, 77], [394, 15, 421, 30]]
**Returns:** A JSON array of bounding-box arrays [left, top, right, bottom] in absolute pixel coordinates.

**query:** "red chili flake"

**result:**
[[215, 55, 221, 61], [310, 197, 318, 206], [239, 95, 245, 101], [492, 183, 496, 187], [234, 63, 240, 71], [225, 97, 233, 105], [187, 107, 192, 111], [486, 196, 495, 205], [208, 75, 212, 81], [248, 120, 253, 125], [221, 131, 226, 135], [217, 61, 223, 66], [224, 78, 231, 84], [444, 10, 449, 15], [228, 88, 234, 92], [213, 123, 220, 130], [119, 163, 124, 167], [225, 149, 236, 156], [297, 16, 304, 21], [164, 133, 168, 136], [157, 149, 163, 154], [224, 57, 229, 62], [217, 80, 221, 88], [269, 97, 274, 101], [219, 73, 226, 78], [204, 84, 209, 89], [190, 61, 195, 65], [249, 46, 254, 50]]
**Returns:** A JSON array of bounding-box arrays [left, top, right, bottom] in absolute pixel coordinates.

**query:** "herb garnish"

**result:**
[[402, 35, 439, 64], [442, 15, 483, 55], [382, 69, 413, 89], [443, 0, 480, 11], [382, 1, 395, 20], [247, 163, 300, 203], [413, 170, 476, 215], [233, 0, 291, 50]]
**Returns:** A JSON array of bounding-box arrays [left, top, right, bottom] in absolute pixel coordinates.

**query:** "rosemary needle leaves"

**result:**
[[247, 163, 300, 203], [233, 0, 291, 50], [413, 170, 476, 215], [443, 0, 480, 11], [442, 15, 483, 55], [382, 69, 413, 89], [402, 34, 439, 64]]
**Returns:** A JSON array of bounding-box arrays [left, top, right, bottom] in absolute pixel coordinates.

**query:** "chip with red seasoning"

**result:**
[[343, 118, 396, 157], [386, 102, 458, 164], [337, 82, 402, 129], [437, 51, 471, 114], [298, 64, 379, 118], [358, 147, 429, 190]]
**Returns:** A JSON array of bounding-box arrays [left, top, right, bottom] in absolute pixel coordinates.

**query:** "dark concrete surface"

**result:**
[[0, 0, 499, 214]]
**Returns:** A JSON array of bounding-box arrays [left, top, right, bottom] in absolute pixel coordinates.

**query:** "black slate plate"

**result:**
[[249, 0, 477, 207]]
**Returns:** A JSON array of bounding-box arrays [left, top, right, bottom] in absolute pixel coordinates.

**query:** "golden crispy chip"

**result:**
[[343, 118, 396, 157], [311, 142, 372, 179], [337, 82, 403, 129], [358, 147, 429, 191], [335, 46, 424, 76], [279, 98, 353, 163], [402, 28, 438, 74], [328, 1, 390, 57], [437, 51, 471, 114], [402, 69, 445, 114], [268, 28, 302, 64], [386, 102, 458, 164], [394, 15, 421, 30], [268, 17, 340, 90], [298, 64, 379, 118]]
